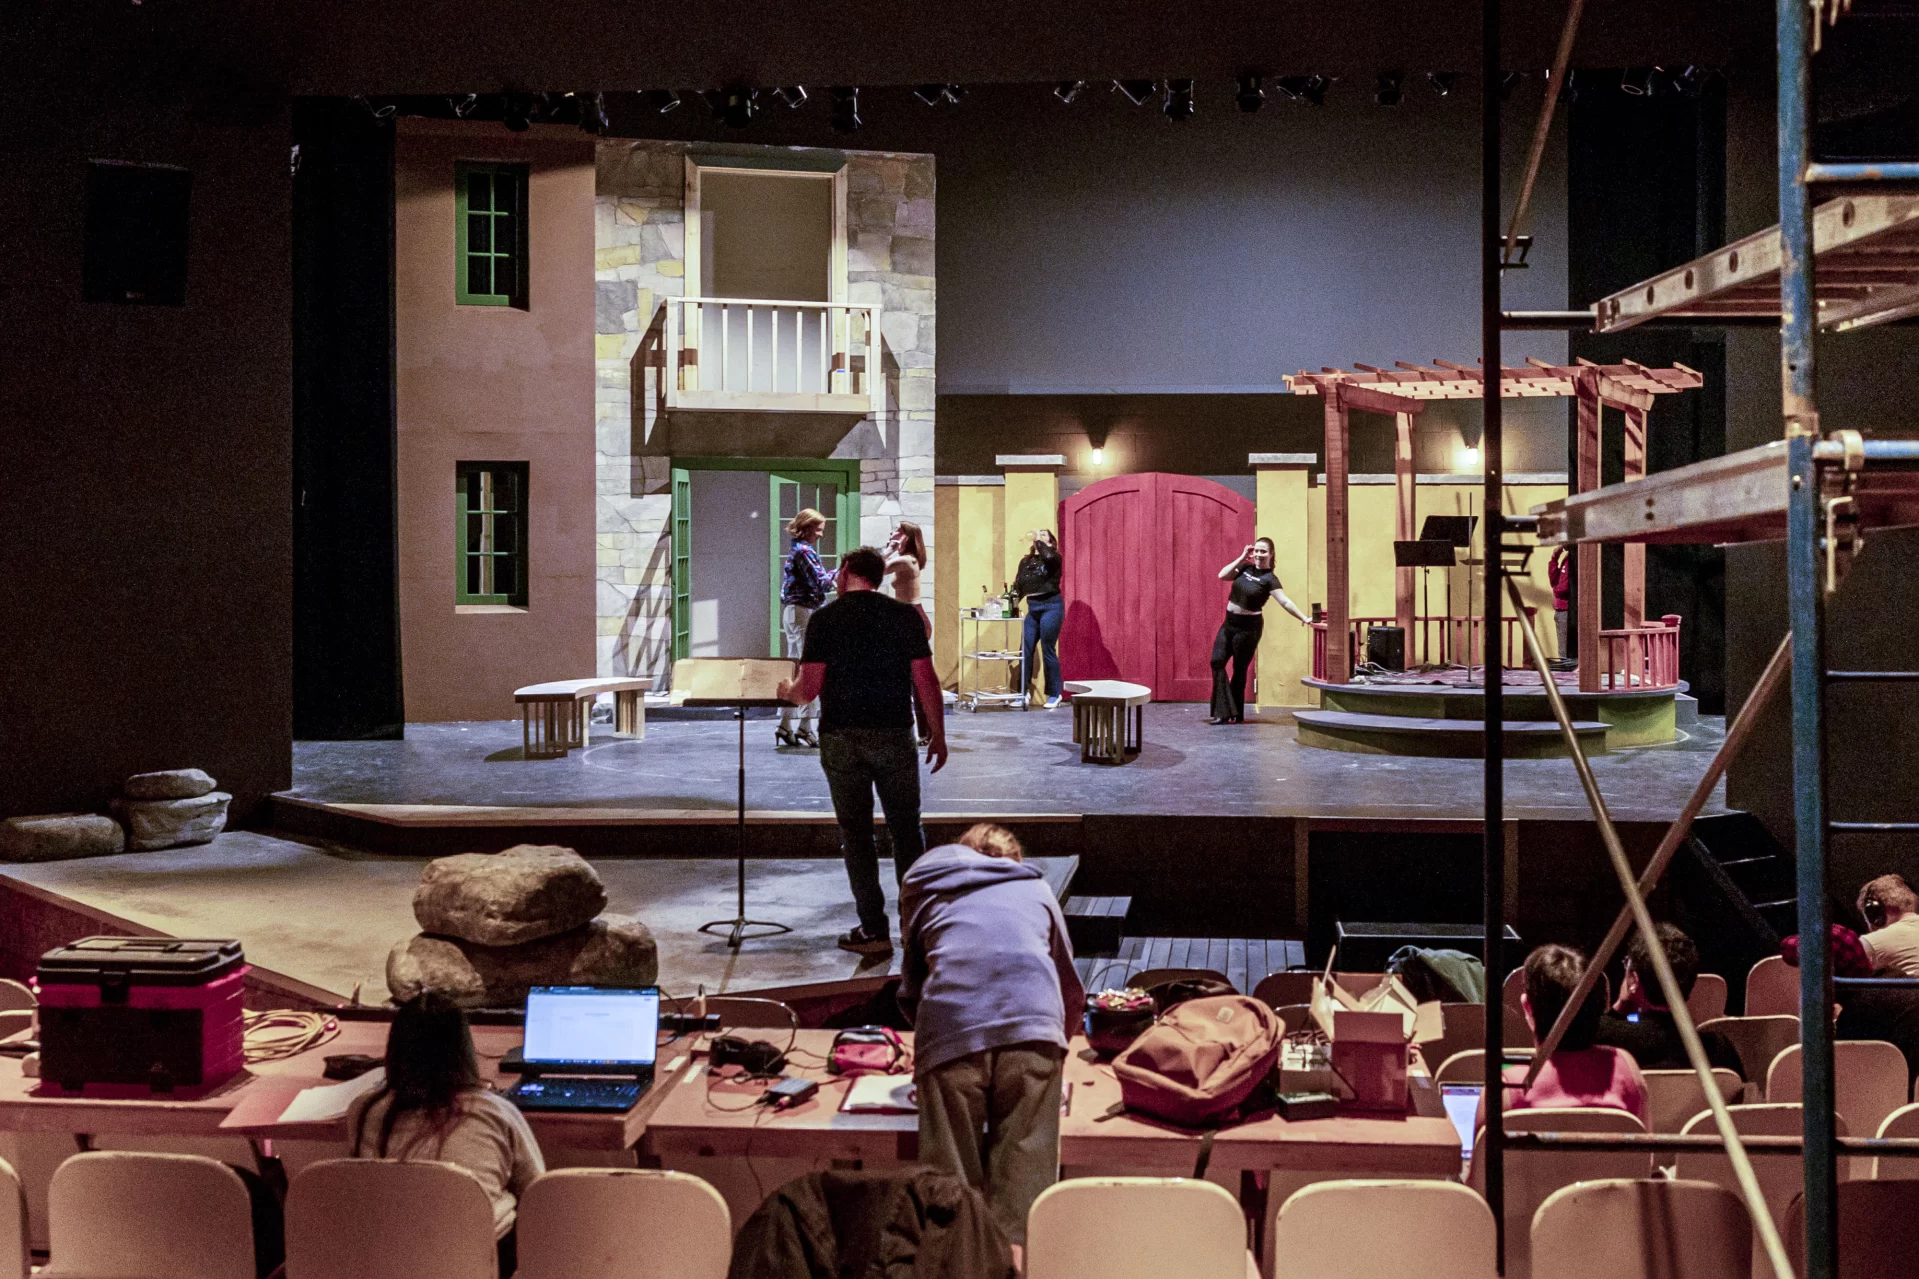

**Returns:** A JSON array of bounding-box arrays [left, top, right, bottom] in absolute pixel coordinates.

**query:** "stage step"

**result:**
[[1063, 895, 1131, 956], [1294, 710, 1609, 759], [1075, 936, 1307, 997]]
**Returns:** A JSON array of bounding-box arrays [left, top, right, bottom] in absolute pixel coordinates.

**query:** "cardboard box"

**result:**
[[1304, 970, 1447, 1113]]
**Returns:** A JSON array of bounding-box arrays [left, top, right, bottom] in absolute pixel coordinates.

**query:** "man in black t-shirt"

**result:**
[[1593, 922, 1745, 1078], [778, 546, 948, 954]]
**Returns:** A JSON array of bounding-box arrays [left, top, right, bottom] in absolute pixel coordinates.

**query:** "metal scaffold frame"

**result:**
[[1474, 0, 1919, 1272]]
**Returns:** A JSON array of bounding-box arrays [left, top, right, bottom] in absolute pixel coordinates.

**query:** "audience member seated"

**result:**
[[346, 992, 545, 1275], [1481, 943, 1649, 1128], [1593, 922, 1745, 1077], [1858, 874, 1919, 977], [899, 822, 1084, 1247]]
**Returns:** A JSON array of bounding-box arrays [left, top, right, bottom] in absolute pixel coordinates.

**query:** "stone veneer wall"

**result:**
[[593, 140, 935, 684]]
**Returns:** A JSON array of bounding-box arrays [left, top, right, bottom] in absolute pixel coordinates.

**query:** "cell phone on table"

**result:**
[[762, 1076, 820, 1109]]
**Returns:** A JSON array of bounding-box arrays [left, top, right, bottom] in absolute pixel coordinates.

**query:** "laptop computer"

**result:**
[[505, 985, 660, 1113]]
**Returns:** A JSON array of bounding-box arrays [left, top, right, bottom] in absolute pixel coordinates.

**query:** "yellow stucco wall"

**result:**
[[1002, 471, 1058, 587], [1255, 466, 1315, 709], [943, 483, 1006, 691]]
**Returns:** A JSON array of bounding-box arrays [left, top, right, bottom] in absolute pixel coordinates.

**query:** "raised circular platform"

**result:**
[[1297, 676, 1683, 757]]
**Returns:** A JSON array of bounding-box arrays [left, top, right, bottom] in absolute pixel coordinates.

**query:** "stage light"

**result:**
[[1055, 80, 1088, 104], [913, 83, 963, 106], [450, 93, 479, 118], [1459, 445, 1480, 471], [500, 94, 532, 132], [1115, 79, 1158, 106], [714, 85, 758, 128], [1562, 69, 1580, 104], [1300, 75, 1331, 106], [772, 86, 809, 108], [1234, 72, 1265, 113], [577, 92, 609, 134], [354, 96, 398, 123], [1427, 72, 1456, 97], [645, 89, 683, 114], [830, 86, 861, 133], [1622, 67, 1658, 96], [1500, 71, 1527, 101], [1675, 65, 1709, 98], [1163, 78, 1195, 121], [1375, 72, 1403, 107]]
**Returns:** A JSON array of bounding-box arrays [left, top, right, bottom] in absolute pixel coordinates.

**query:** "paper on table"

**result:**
[[277, 1067, 387, 1124], [840, 1074, 918, 1113]]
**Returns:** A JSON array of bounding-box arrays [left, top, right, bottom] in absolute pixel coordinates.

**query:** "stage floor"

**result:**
[[287, 705, 1729, 823], [0, 832, 916, 1000]]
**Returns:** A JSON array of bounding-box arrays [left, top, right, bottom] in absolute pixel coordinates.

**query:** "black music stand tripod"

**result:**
[[681, 664, 794, 949]]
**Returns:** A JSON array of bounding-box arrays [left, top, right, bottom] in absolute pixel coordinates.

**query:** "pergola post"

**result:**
[[1575, 372, 1603, 692], [1322, 390, 1352, 683], [1394, 412, 1418, 640], [1622, 405, 1649, 631]]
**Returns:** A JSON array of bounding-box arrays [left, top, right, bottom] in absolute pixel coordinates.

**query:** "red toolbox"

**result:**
[[37, 937, 248, 1098]]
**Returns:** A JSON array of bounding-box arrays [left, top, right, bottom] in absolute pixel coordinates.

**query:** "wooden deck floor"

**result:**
[[1074, 937, 1307, 994]]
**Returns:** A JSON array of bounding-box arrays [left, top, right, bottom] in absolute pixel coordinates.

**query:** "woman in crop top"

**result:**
[[1208, 537, 1310, 724], [884, 522, 930, 634]]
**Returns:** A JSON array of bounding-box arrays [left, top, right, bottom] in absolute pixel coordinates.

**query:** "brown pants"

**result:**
[[916, 1042, 1064, 1244]]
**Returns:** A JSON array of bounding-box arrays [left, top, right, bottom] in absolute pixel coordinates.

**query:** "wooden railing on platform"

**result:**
[[1310, 612, 1539, 680], [1309, 611, 1682, 690]]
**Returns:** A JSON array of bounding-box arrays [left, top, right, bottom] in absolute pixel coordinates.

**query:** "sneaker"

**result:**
[[1043, 695, 1062, 710], [837, 926, 894, 955]]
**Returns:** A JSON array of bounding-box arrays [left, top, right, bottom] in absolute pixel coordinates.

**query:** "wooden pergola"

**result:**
[[1286, 358, 1704, 690]]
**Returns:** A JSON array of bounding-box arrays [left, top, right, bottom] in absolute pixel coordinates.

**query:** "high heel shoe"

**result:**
[[795, 726, 820, 748], [775, 726, 797, 748]]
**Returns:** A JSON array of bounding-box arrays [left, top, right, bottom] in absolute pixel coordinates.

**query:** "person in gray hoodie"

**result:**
[[899, 822, 1085, 1245]]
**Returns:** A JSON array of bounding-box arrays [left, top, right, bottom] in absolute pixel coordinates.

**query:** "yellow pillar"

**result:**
[[1253, 453, 1317, 711], [999, 454, 1063, 701]]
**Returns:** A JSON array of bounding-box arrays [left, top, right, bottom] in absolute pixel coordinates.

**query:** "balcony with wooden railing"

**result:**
[[633, 297, 883, 416]]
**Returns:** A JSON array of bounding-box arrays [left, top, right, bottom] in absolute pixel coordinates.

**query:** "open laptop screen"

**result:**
[[523, 986, 660, 1067]]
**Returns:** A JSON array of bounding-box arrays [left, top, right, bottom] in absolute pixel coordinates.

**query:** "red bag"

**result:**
[[828, 1025, 907, 1076], [1110, 995, 1283, 1127]]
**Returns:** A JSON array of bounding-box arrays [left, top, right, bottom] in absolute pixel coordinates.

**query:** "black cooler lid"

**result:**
[[38, 936, 246, 985]]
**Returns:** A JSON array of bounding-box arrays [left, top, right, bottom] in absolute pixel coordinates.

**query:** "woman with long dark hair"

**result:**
[[347, 993, 544, 1275], [884, 521, 931, 635], [1012, 529, 1065, 710], [1207, 536, 1309, 724]]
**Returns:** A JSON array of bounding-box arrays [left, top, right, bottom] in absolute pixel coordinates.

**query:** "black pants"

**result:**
[[1209, 612, 1263, 720]]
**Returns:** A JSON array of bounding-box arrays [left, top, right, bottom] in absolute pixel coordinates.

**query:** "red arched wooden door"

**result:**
[[1059, 473, 1256, 701]]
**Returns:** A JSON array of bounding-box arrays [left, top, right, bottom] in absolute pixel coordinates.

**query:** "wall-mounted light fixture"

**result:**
[[1458, 445, 1481, 472]]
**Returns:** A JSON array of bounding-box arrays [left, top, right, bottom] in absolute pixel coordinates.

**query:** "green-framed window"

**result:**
[[456, 462, 528, 607], [455, 162, 528, 307]]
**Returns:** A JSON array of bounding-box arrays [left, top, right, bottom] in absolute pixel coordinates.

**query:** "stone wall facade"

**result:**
[[593, 140, 935, 684]]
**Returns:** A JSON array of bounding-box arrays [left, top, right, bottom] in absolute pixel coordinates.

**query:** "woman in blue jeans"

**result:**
[[1012, 530, 1064, 709]]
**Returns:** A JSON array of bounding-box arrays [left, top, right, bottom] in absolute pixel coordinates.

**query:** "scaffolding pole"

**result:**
[[1479, 0, 1507, 1266]]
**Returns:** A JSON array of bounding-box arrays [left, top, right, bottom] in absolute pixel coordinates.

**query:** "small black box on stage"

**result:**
[[1276, 1091, 1338, 1121], [1365, 626, 1406, 671]]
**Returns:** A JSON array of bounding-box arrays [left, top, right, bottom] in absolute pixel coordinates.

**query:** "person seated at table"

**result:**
[[347, 992, 545, 1275], [1480, 943, 1649, 1128], [1593, 922, 1745, 1077], [899, 822, 1085, 1246]]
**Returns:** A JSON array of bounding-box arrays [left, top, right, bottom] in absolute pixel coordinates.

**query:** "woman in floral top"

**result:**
[[778, 509, 832, 748]]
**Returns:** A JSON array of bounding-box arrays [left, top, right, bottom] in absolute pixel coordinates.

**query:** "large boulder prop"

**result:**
[[124, 769, 217, 801], [388, 844, 647, 1008], [387, 915, 658, 1008], [113, 792, 231, 851], [413, 845, 608, 946], [0, 814, 126, 862]]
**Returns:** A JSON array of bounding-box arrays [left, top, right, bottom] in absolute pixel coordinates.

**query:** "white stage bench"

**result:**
[[513, 677, 653, 759]]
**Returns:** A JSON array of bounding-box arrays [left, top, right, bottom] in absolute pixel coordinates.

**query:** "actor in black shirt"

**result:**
[[1593, 923, 1745, 1078], [779, 546, 947, 954], [1011, 530, 1065, 708], [1208, 537, 1310, 724]]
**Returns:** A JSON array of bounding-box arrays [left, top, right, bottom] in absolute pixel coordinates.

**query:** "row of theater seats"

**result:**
[[5, 1149, 1916, 1279]]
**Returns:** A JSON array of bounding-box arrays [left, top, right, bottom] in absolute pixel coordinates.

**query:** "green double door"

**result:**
[[671, 460, 859, 661]]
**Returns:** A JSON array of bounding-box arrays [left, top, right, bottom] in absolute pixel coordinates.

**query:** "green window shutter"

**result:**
[[671, 467, 692, 662], [455, 162, 528, 308], [455, 461, 529, 606]]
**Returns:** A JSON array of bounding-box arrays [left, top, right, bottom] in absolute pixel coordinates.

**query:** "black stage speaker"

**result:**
[[84, 161, 191, 305], [1365, 625, 1406, 671]]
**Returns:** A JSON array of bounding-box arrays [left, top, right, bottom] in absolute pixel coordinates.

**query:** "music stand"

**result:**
[[1395, 540, 1458, 665], [675, 658, 797, 949], [1419, 516, 1478, 669]]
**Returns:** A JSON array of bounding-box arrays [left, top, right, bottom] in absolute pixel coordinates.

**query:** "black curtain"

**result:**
[[1566, 74, 1728, 714], [292, 98, 402, 739]]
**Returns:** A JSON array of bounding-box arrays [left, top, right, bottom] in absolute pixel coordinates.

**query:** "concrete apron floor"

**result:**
[[288, 705, 1731, 823], [0, 832, 904, 1002]]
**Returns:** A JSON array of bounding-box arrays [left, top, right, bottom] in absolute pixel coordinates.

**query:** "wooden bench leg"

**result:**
[[524, 699, 572, 760], [570, 696, 590, 751], [614, 689, 645, 740]]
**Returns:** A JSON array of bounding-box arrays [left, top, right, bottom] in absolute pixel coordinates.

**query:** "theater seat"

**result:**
[[286, 1159, 496, 1279], [1532, 1178, 1749, 1279], [40, 1151, 258, 1279], [515, 1168, 729, 1279], [1027, 1177, 1256, 1279], [0, 1156, 23, 1279], [1273, 1180, 1495, 1279]]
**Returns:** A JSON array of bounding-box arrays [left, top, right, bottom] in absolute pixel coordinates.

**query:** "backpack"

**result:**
[[1110, 994, 1284, 1129]]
